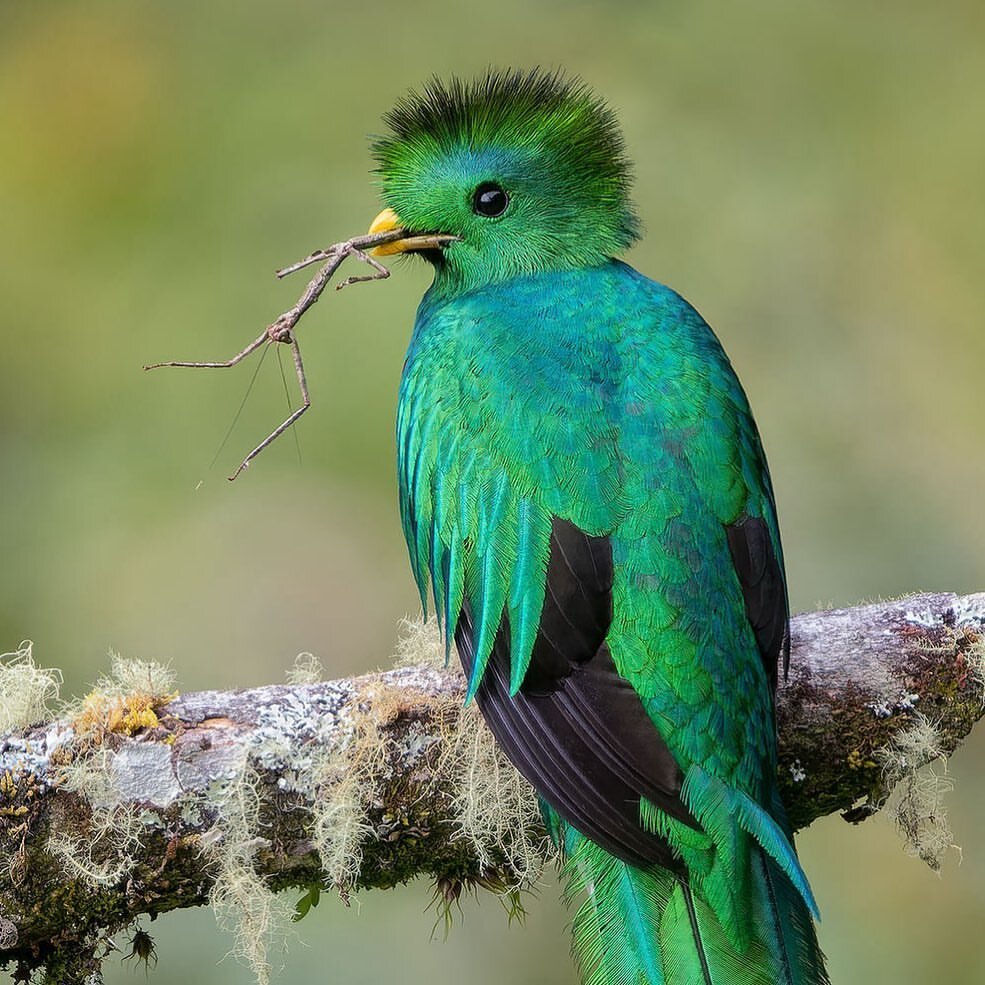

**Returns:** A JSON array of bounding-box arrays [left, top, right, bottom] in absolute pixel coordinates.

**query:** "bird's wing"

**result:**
[[725, 514, 790, 695], [456, 517, 697, 869]]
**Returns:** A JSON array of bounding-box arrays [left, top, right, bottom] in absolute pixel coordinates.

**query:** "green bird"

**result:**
[[367, 69, 829, 985]]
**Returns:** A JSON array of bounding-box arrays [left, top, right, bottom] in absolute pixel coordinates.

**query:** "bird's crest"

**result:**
[[371, 69, 640, 288]]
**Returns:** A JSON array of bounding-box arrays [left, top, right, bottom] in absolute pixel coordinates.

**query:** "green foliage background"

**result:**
[[2, 1, 984, 982]]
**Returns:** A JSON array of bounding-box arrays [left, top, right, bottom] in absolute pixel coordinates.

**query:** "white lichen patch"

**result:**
[[111, 742, 182, 807], [0, 724, 73, 793], [0, 915, 17, 950], [877, 713, 955, 870], [244, 682, 361, 787], [866, 691, 920, 719], [903, 604, 945, 630], [949, 593, 985, 629], [0, 640, 62, 732]]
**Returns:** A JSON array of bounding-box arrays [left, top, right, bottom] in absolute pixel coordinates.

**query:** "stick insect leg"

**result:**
[[335, 248, 392, 290], [228, 337, 310, 481], [276, 249, 337, 279], [143, 329, 270, 371]]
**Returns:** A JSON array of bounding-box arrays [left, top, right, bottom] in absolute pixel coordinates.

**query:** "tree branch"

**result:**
[[1, 592, 983, 981]]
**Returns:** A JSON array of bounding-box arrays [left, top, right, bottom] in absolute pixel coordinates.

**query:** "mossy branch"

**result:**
[[1, 591, 983, 983]]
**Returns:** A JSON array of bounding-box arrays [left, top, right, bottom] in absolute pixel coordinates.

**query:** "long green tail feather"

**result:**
[[564, 830, 829, 985], [564, 837, 669, 985], [681, 766, 820, 921]]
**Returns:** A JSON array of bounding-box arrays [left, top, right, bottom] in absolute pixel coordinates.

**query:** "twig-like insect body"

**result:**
[[145, 228, 454, 479]]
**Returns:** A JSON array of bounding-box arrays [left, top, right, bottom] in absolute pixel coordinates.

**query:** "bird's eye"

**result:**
[[472, 182, 510, 217]]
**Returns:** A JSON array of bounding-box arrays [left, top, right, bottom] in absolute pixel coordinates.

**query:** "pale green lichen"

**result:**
[[48, 746, 144, 885], [200, 671, 396, 983], [392, 615, 446, 669], [285, 651, 324, 685], [309, 749, 375, 889], [967, 636, 985, 708], [203, 674, 390, 982], [208, 760, 291, 985], [443, 702, 549, 889], [0, 640, 62, 732], [877, 713, 955, 870], [47, 802, 142, 886], [98, 653, 177, 699], [47, 800, 141, 888], [393, 616, 547, 886], [56, 745, 118, 806], [395, 616, 549, 887], [45, 655, 178, 889]]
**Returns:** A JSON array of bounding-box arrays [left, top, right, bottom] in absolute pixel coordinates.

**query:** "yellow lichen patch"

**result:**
[[68, 655, 177, 741], [0, 768, 41, 818], [72, 691, 165, 738], [846, 748, 876, 771], [0, 770, 17, 798]]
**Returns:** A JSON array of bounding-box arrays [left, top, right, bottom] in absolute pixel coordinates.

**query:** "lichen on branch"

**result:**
[[0, 591, 983, 984]]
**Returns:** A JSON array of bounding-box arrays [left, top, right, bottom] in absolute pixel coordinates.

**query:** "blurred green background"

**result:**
[[2, 0, 984, 981]]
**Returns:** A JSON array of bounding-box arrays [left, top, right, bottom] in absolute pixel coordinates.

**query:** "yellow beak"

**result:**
[[367, 208, 457, 256]]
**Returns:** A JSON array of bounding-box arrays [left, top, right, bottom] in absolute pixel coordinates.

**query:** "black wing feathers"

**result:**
[[521, 517, 612, 691], [457, 611, 682, 869], [455, 516, 697, 869], [725, 515, 790, 691]]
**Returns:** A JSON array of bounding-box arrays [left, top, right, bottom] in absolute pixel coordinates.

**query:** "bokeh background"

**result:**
[[2, 0, 984, 981]]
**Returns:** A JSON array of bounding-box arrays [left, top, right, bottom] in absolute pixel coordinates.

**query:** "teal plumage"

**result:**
[[372, 69, 829, 985]]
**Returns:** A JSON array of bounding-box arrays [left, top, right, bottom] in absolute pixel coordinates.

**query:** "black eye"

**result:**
[[472, 182, 509, 217]]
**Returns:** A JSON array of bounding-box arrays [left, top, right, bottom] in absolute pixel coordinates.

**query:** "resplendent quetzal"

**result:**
[[367, 69, 829, 985]]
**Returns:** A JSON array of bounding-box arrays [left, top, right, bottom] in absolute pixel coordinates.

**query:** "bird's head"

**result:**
[[368, 69, 640, 295]]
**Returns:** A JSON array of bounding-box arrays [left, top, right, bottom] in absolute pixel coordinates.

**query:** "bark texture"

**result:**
[[0, 592, 983, 981]]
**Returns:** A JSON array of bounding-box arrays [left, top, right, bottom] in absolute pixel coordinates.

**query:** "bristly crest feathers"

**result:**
[[372, 69, 641, 286]]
